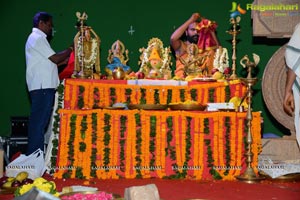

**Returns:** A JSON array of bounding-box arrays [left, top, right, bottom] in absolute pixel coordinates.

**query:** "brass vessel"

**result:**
[[112, 67, 126, 80]]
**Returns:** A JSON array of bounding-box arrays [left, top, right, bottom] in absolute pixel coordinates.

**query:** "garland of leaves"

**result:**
[[164, 116, 179, 179], [165, 116, 175, 159], [79, 115, 87, 153], [205, 139, 222, 180], [103, 114, 111, 170], [75, 167, 84, 179], [204, 118, 209, 135], [149, 116, 156, 167], [225, 85, 231, 102], [78, 85, 85, 109], [224, 117, 231, 176], [125, 88, 132, 104], [208, 88, 215, 103], [179, 89, 185, 102], [110, 88, 116, 105], [93, 87, 100, 108], [134, 113, 142, 178], [119, 115, 127, 173], [190, 89, 197, 101], [169, 117, 193, 179], [181, 116, 192, 177], [80, 115, 87, 140], [50, 83, 64, 174], [140, 88, 146, 104], [154, 89, 160, 104], [203, 117, 221, 179], [62, 114, 77, 179], [167, 89, 172, 104], [90, 113, 98, 177]]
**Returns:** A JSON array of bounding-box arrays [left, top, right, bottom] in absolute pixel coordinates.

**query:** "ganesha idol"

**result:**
[[138, 38, 172, 79]]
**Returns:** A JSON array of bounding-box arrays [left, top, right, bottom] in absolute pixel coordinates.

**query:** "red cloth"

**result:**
[[197, 19, 218, 52], [10, 152, 21, 162], [1, 176, 300, 200], [59, 51, 75, 80]]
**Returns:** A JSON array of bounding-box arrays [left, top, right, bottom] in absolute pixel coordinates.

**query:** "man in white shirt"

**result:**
[[283, 23, 300, 147], [25, 12, 73, 154]]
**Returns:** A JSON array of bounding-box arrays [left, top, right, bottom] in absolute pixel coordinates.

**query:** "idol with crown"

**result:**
[[105, 40, 131, 79], [138, 38, 172, 79], [72, 12, 101, 79]]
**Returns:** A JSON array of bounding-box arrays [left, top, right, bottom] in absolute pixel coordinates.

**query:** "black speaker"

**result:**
[[10, 116, 29, 138]]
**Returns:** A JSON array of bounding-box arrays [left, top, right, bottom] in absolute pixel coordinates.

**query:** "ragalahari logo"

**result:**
[[230, 2, 247, 18]]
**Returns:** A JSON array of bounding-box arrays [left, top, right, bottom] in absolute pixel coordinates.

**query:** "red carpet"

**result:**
[[1, 174, 300, 200]]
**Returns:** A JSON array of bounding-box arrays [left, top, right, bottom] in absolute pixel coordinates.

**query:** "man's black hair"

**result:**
[[33, 12, 52, 28]]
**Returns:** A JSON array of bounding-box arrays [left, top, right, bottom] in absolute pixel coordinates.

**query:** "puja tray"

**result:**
[[128, 104, 168, 110], [218, 108, 236, 112], [192, 77, 216, 82], [104, 106, 126, 110], [168, 104, 207, 111]]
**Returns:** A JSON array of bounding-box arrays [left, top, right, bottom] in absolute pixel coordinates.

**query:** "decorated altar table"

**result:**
[[47, 78, 262, 180], [52, 108, 261, 180], [63, 78, 247, 110]]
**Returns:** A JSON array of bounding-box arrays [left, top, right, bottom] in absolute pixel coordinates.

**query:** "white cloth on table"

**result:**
[[127, 79, 188, 86]]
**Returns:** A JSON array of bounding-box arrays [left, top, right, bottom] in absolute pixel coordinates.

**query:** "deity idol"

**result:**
[[138, 38, 172, 79], [73, 12, 101, 79], [106, 40, 131, 78]]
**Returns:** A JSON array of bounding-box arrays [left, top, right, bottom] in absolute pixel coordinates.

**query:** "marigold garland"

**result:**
[[149, 115, 156, 167], [96, 110, 105, 179], [63, 79, 245, 109], [54, 109, 261, 180], [159, 113, 167, 177], [119, 115, 127, 172], [50, 83, 64, 175], [155, 113, 163, 178], [52, 79, 263, 181], [72, 114, 82, 178], [90, 113, 98, 177], [174, 113, 182, 173], [197, 115, 205, 179], [78, 86, 85, 109]]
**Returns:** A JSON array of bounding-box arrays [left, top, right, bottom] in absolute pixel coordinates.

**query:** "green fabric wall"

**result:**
[[0, 0, 290, 137]]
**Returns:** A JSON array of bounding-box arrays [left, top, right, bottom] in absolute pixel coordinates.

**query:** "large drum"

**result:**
[[262, 44, 295, 137]]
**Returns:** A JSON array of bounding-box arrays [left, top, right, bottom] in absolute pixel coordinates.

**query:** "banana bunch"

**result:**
[[229, 96, 241, 110], [185, 75, 196, 81], [182, 100, 198, 105], [169, 100, 198, 105], [212, 71, 225, 80], [229, 96, 248, 110]]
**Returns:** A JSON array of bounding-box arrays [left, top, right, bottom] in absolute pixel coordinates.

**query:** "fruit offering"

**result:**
[[14, 177, 59, 197], [0, 171, 33, 190]]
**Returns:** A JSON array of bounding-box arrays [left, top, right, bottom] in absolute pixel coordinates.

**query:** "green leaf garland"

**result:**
[[50, 83, 64, 174], [78, 85, 85, 109], [134, 113, 142, 178], [103, 113, 111, 169], [90, 113, 98, 177]]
